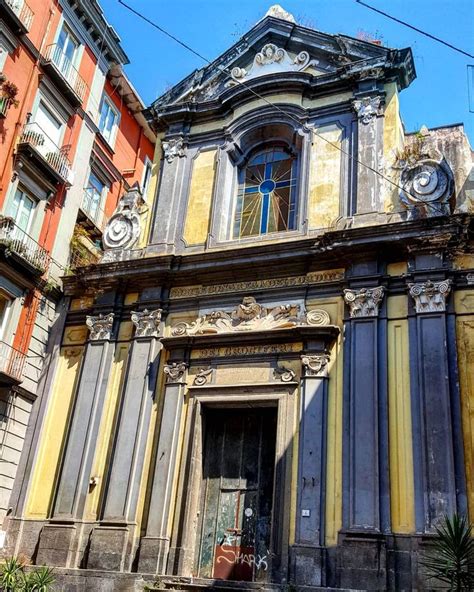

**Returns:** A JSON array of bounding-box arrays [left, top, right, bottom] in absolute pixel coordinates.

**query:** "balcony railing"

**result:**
[[81, 191, 109, 232], [0, 341, 26, 383], [3, 0, 34, 32], [19, 121, 72, 184], [0, 97, 11, 118], [43, 44, 87, 104], [0, 216, 50, 274]]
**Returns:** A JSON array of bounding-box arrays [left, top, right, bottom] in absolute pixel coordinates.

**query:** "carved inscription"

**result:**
[[170, 270, 344, 299], [191, 343, 301, 359]]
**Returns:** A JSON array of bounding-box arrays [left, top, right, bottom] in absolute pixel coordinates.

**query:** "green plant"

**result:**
[[0, 80, 19, 108], [23, 566, 55, 592], [0, 556, 25, 591], [420, 514, 474, 591]]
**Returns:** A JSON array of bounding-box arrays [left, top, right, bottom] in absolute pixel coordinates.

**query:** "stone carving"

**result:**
[[466, 273, 474, 286], [306, 309, 331, 326], [301, 354, 330, 377], [400, 159, 453, 219], [344, 287, 385, 318], [131, 309, 162, 338], [86, 313, 114, 341], [274, 366, 296, 382], [352, 96, 381, 124], [164, 362, 187, 383], [264, 4, 296, 22], [408, 279, 452, 313], [102, 184, 144, 259], [162, 137, 185, 163], [229, 43, 316, 84], [171, 297, 301, 336], [193, 367, 213, 386]]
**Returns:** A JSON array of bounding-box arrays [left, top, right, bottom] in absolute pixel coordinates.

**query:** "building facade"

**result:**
[[3, 5, 474, 591], [0, 0, 154, 534]]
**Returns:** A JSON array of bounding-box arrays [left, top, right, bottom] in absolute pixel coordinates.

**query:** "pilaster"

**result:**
[[137, 359, 188, 574], [87, 309, 163, 572]]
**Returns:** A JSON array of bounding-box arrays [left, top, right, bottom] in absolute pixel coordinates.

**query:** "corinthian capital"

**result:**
[[301, 354, 330, 378], [408, 279, 451, 313], [131, 309, 162, 338], [86, 313, 114, 341], [164, 361, 188, 383], [344, 287, 385, 318]]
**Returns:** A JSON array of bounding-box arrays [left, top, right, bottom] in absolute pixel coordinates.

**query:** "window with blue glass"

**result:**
[[233, 147, 297, 239]]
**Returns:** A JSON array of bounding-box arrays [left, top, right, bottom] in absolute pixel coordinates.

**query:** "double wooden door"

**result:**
[[197, 407, 277, 582]]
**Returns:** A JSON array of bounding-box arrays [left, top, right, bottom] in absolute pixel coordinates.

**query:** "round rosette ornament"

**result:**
[[400, 159, 453, 207]]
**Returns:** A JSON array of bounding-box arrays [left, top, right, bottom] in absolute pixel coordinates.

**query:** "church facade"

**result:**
[[3, 7, 474, 591]]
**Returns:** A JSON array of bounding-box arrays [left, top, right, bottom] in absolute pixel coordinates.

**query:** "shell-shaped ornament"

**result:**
[[400, 159, 453, 205], [103, 212, 140, 250]]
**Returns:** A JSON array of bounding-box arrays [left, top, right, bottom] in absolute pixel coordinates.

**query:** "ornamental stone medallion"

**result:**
[[400, 158, 454, 219], [102, 184, 144, 261], [170, 296, 331, 336]]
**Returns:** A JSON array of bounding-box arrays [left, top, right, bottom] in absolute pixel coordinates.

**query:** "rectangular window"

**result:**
[[34, 101, 63, 146], [0, 291, 12, 341], [56, 23, 79, 77], [83, 171, 105, 223], [98, 96, 119, 146], [6, 188, 36, 234]]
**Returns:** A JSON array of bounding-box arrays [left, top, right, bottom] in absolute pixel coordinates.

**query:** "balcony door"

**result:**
[[7, 188, 35, 235], [56, 24, 79, 77], [34, 101, 63, 148]]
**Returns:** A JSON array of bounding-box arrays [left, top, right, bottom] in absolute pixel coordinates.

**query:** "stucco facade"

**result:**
[[2, 5, 473, 591]]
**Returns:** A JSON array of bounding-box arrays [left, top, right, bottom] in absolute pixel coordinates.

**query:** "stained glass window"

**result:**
[[233, 147, 297, 239]]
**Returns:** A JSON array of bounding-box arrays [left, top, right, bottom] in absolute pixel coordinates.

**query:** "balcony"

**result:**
[[0, 97, 11, 118], [1, 0, 34, 34], [0, 216, 50, 275], [0, 341, 26, 385], [17, 121, 73, 185], [42, 44, 87, 107]]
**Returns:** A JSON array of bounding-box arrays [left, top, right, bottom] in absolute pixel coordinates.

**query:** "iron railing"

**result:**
[[81, 190, 109, 231], [0, 216, 50, 273], [0, 341, 26, 383], [43, 44, 87, 103], [0, 97, 11, 118], [19, 121, 72, 183], [4, 0, 34, 31]]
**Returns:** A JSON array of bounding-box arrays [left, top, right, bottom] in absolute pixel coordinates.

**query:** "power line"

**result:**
[[355, 0, 474, 59]]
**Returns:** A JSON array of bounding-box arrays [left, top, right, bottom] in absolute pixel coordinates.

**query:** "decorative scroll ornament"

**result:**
[[301, 354, 330, 377], [131, 309, 162, 338], [162, 137, 185, 163], [408, 279, 452, 313], [102, 184, 144, 258], [344, 287, 385, 318], [352, 96, 381, 124], [274, 366, 296, 382], [229, 43, 315, 84], [171, 298, 332, 336], [164, 362, 188, 383], [86, 313, 114, 341], [264, 4, 296, 22], [400, 159, 453, 219], [193, 367, 213, 386]]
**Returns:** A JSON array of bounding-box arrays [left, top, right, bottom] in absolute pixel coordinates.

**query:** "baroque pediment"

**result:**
[[170, 296, 331, 336]]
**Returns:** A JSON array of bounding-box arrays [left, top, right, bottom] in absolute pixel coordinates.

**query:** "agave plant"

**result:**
[[0, 556, 24, 591], [420, 513, 474, 591], [23, 566, 55, 591]]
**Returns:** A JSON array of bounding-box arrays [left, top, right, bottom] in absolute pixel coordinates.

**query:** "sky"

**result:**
[[99, 0, 474, 143]]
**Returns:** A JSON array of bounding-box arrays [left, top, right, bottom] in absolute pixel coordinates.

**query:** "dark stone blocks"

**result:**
[[36, 524, 76, 567], [337, 532, 387, 591], [87, 526, 129, 572], [290, 544, 324, 586]]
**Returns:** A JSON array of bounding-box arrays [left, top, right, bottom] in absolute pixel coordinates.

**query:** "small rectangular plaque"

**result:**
[[301, 509, 311, 517]]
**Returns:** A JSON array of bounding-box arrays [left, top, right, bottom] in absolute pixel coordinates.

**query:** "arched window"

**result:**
[[233, 146, 298, 239]]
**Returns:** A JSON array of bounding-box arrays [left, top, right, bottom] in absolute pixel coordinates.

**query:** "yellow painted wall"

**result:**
[[383, 82, 404, 212], [387, 296, 415, 533], [141, 132, 164, 248], [84, 322, 133, 520], [183, 150, 217, 246], [454, 291, 474, 519], [25, 326, 87, 518], [308, 125, 342, 230]]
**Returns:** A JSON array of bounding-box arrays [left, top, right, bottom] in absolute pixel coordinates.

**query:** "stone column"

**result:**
[[408, 279, 465, 531], [36, 312, 115, 567], [292, 353, 330, 587], [87, 309, 162, 572], [352, 95, 383, 214], [338, 286, 389, 590], [138, 360, 188, 574]]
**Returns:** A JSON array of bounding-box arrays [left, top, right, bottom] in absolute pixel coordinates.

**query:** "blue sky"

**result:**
[[101, 0, 474, 143]]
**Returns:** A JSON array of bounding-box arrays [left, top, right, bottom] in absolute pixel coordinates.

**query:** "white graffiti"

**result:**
[[216, 539, 268, 571]]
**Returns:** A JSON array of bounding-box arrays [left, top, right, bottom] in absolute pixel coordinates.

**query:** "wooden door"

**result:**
[[198, 407, 277, 582]]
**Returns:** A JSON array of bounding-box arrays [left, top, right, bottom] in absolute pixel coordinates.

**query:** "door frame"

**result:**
[[168, 384, 297, 584]]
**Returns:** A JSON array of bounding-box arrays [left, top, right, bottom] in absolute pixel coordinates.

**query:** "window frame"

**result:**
[[98, 95, 120, 147], [6, 186, 37, 235], [82, 168, 108, 226]]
